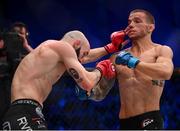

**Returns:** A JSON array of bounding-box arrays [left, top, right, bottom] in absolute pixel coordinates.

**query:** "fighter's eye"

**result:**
[[134, 18, 142, 23]]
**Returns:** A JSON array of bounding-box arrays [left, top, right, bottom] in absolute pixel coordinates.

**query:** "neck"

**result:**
[[131, 35, 154, 55]]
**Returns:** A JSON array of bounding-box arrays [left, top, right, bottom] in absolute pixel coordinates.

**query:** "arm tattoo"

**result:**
[[90, 77, 116, 101], [68, 68, 83, 83], [152, 80, 165, 87]]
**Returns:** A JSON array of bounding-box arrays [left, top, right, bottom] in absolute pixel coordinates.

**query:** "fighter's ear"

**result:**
[[148, 24, 155, 33], [74, 40, 81, 47], [72, 40, 81, 49]]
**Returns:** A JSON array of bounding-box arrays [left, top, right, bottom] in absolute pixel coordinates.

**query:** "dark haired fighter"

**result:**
[[76, 9, 174, 130]]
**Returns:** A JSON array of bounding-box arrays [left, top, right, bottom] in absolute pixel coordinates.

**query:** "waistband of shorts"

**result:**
[[120, 110, 161, 121], [11, 99, 43, 109]]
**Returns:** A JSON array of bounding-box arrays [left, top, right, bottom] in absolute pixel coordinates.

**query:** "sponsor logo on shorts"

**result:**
[[32, 117, 46, 129], [2, 121, 11, 130], [142, 118, 154, 127], [35, 107, 45, 120], [17, 116, 32, 130]]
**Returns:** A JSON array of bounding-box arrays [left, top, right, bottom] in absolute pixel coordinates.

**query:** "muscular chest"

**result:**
[[116, 50, 157, 77]]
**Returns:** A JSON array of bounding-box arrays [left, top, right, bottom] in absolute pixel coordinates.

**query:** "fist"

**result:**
[[115, 51, 140, 68], [104, 30, 128, 54], [111, 30, 126, 46], [96, 59, 116, 79]]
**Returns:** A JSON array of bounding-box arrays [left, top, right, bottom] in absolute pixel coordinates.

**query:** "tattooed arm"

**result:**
[[90, 76, 116, 101], [75, 58, 116, 101], [56, 43, 102, 92], [75, 69, 116, 101]]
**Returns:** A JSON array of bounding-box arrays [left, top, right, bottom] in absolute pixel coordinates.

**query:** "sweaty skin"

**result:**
[[11, 39, 101, 106]]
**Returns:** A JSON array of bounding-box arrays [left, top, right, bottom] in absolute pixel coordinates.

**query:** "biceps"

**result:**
[[156, 56, 174, 69], [64, 58, 85, 80]]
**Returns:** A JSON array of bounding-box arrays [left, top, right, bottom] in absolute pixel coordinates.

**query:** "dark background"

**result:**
[[0, 0, 180, 129]]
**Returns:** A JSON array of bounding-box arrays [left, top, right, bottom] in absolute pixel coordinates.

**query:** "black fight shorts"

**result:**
[[2, 99, 47, 130], [119, 110, 164, 130]]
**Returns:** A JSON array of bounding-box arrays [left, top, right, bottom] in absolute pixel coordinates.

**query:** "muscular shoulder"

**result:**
[[42, 40, 68, 48], [43, 40, 75, 54], [155, 44, 173, 58]]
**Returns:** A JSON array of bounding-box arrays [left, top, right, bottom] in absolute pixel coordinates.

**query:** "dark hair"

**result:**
[[11, 22, 29, 36], [11, 22, 27, 29], [130, 9, 155, 24]]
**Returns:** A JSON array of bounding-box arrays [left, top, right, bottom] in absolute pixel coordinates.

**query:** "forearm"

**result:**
[[81, 47, 107, 64], [136, 61, 173, 80], [75, 72, 115, 101], [88, 69, 102, 90], [81, 69, 102, 92], [81, 30, 127, 64], [68, 67, 102, 92], [75, 59, 116, 101], [90, 77, 115, 101]]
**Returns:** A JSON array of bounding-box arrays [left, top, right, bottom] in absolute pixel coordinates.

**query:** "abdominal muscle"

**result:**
[[117, 68, 163, 119]]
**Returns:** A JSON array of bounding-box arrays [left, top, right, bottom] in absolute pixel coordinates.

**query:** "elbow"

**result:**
[[81, 81, 94, 92], [161, 70, 173, 80], [161, 64, 174, 80], [163, 74, 171, 80]]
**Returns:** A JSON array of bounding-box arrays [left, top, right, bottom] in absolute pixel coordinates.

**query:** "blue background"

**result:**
[[0, 0, 180, 129]]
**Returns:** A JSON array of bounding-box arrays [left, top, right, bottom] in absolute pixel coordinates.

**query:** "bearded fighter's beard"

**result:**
[[75, 47, 81, 59]]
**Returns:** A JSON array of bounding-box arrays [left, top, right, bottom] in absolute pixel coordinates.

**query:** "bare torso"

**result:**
[[11, 40, 66, 106], [115, 44, 164, 118]]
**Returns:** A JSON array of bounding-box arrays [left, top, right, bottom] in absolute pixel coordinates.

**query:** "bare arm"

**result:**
[[136, 46, 174, 80], [58, 42, 102, 91], [80, 47, 108, 64], [90, 76, 116, 101], [87, 55, 116, 101], [80, 31, 130, 64]]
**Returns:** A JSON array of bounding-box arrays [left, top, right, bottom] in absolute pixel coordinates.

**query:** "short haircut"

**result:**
[[63, 30, 89, 45], [11, 22, 28, 32], [130, 9, 155, 24], [10, 22, 29, 37]]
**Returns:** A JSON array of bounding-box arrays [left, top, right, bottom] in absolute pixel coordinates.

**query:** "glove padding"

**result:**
[[104, 30, 126, 53], [75, 85, 94, 100], [115, 51, 140, 68], [96, 59, 116, 80]]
